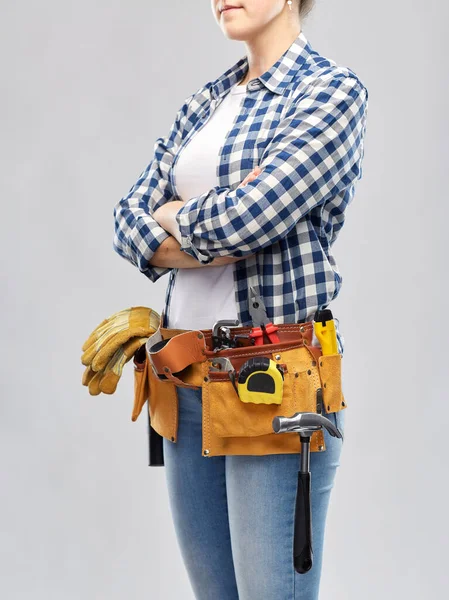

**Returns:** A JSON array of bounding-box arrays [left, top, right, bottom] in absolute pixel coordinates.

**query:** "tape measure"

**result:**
[[237, 357, 285, 405]]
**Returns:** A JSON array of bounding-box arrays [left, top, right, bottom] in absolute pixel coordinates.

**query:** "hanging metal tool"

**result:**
[[272, 412, 343, 574], [248, 286, 280, 345], [208, 356, 238, 391]]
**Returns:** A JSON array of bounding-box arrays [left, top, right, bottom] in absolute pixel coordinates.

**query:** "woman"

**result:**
[[113, 1, 368, 598]]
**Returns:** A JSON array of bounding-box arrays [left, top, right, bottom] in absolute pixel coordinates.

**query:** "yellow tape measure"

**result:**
[[237, 357, 284, 405]]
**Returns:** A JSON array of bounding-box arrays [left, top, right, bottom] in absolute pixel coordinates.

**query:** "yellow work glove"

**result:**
[[82, 335, 148, 395], [81, 306, 160, 373]]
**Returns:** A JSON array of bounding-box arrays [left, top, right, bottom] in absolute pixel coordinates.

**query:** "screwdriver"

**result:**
[[313, 309, 339, 355]]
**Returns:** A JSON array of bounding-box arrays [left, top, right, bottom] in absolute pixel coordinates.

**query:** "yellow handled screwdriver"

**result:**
[[313, 309, 339, 355]]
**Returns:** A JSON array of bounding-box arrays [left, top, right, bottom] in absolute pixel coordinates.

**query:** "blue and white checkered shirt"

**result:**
[[113, 31, 369, 355]]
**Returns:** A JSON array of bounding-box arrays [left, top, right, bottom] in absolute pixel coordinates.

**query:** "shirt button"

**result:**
[[248, 80, 260, 91]]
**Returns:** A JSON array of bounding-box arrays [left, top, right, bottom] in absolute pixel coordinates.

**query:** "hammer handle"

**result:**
[[294, 471, 313, 574]]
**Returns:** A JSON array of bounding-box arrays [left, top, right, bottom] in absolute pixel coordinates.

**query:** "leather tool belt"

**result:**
[[138, 317, 346, 459]]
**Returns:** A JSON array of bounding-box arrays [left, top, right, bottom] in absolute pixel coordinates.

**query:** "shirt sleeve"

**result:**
[[112, 92, 195, 283], [175, 75, 368, 263]]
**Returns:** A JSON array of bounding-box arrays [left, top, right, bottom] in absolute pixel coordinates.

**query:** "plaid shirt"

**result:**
[[113, 31, 369, 354]]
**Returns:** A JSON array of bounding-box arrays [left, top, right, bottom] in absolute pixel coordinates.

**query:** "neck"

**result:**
[[239, 21, 302, 86]]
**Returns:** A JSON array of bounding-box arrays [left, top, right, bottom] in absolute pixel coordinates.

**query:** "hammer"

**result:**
[[272, 411, 343, 574]]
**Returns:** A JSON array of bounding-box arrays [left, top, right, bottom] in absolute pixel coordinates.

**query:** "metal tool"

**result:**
[[208, 357, 238, 390], [248, 286, 280, 345], [209, 357, 235, 372], [233, 334, 256, 348], [272, 412, 343, 574], [211, 319, 240, 351]]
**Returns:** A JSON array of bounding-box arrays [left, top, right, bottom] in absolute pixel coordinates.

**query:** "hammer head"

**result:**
[[272, 411, 343, 441]]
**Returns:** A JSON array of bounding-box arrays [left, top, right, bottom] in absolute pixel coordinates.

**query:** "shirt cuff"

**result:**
[[178, 236, 214, 264], [136, 223, 173, 282], [175, 185, 226, 264]]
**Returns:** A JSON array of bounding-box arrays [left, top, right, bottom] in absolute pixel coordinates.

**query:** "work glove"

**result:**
[[82, 335, 148, 395], [81, 306, 160, 394], [81, 306, 160, 371]]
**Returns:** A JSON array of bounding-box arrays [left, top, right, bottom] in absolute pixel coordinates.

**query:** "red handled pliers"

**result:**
[[248, 286, 280, 345]]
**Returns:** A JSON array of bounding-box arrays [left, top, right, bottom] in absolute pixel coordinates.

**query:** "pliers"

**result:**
[[248, 286, 280, 345]]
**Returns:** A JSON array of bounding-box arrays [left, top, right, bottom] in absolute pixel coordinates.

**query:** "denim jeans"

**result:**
[[163, 385, 345, 600]]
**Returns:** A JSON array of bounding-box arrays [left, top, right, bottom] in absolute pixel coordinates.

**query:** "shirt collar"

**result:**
[[210, 30, 313, 100]]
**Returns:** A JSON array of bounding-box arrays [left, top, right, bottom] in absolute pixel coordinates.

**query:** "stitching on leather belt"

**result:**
[[206, 342, 305, 362]]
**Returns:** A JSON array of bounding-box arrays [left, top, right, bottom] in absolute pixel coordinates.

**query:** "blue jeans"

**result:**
[[163, 385, 345, 600]]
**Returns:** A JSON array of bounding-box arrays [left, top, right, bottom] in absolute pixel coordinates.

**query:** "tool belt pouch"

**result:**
[[132, 344, 150, 422], [203, 342, 345, 439], [316, 352, 346, 414], [133, 342, 180, 424]]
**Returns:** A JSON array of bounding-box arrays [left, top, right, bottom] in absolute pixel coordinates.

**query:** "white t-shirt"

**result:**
[[166, 82, 247, 330]]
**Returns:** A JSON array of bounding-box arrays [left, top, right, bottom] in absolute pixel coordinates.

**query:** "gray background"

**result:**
[[2, 0, 447, 598]]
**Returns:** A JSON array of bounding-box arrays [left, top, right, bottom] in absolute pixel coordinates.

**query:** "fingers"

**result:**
[[238, 165, 262, 188], [203, 255, 244, 267], [241, 166, 260, 185]]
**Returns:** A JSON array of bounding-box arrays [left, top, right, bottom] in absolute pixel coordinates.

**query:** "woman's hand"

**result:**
[[237, 165, 262, 188]]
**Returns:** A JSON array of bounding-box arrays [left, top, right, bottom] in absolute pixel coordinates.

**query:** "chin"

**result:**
[[220, 23, 258, 41]]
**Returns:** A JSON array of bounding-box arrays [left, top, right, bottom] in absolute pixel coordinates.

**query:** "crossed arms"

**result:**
[[113, 75, 368, 281]]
